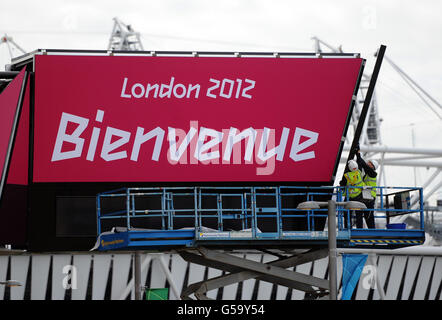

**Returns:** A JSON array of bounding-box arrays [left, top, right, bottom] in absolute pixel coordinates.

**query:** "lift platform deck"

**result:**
[[95, 186, 425, 251]]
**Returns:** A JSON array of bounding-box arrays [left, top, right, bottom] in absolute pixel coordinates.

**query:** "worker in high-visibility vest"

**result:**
[[342, 160, 365, 198], [340, 159, 365, 228], [355, 150, 378, 229]]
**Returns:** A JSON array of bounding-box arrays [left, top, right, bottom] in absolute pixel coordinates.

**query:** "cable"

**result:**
[[2, 28, 311, 51], [377, 79, 441, 118]]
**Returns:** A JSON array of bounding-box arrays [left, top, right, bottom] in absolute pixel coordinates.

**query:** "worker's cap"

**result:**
[[347, 160, 358, 172], [368, 159, 379, 170]]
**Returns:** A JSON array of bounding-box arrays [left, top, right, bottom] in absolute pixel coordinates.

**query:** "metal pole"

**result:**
[[343, 45, 386, 177], [134, 252, 142, 300], [344, 144, 442, 156], [328, 200, 338, 300], [120, 254, 152, 300], [340, 158, 442, 168], [157, 254, 181, 300], [126, 188, 130, 230], [0, 71, 20, 79], [411, 124, 417, 187], [378, 151, 386, 186], [5, 35, 13, 58]]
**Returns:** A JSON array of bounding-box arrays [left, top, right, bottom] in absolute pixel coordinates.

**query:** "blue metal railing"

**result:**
[[96, 186, 425, 240]]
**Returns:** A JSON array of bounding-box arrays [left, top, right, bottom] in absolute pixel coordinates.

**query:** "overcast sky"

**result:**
[[1, 0, 441, 201]]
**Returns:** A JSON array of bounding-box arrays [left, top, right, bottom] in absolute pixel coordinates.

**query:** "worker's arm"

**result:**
[[339, 176, 347, 186], [356, 152, 377, 177]]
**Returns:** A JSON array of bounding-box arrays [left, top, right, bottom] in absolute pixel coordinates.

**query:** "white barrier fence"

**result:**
[[0, 247, 441, 300]]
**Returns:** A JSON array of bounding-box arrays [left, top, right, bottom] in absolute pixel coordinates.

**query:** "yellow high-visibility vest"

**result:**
[[364, 175, 377, 198], [344, 170, 364, 198]]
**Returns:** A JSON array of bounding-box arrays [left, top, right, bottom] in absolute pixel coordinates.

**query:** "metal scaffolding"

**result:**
[[0, 34, 26, 59], [0, 34, 26, 73], [108, 17, 144, 51]]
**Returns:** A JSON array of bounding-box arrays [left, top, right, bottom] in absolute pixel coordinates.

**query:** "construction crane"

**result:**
[[1, 34, 26, 58], [0, 34, 26, 91], [108, 17, 144, 51], [0, 34, 26, 71]]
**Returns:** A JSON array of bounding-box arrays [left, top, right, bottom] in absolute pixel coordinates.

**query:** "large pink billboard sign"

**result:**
[[33, 54, 363, 182]]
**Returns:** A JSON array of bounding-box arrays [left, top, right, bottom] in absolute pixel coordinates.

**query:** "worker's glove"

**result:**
[[351, 144, 360, 155]]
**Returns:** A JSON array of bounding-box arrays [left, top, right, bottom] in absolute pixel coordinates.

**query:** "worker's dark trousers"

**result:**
[[356, 199, 376, 229], [343, 194, 364, 229]]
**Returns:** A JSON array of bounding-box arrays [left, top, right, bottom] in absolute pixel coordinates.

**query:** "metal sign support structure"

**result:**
[[178, 247, 330, 300]]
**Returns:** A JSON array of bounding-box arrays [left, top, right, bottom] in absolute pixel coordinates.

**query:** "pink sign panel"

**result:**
[[0, 68, 26, 196], [7, 75, 30, 185], [33, 54, 363, 182]]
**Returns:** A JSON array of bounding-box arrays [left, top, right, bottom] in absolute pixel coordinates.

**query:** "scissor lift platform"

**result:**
[[96, 186, 425, 251], [95, 186, 425, 300], [97, 227, 425, 251]]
